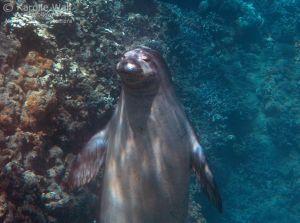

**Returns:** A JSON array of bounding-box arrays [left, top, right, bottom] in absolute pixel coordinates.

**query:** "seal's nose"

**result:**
[[116, 59, 141, 74]]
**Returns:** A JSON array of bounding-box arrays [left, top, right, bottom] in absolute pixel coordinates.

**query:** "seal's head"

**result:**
[[116, 47, 169, 94]]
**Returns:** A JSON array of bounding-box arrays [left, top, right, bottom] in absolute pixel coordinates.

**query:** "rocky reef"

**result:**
[[0, 0, 299, 222], [0, 0, 174, 222]]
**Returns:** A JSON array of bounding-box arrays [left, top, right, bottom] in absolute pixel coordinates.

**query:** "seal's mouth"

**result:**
[[116, 48, 161, 94], [116, 59, 145, 85]]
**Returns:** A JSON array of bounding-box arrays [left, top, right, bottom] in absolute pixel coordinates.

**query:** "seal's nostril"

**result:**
[[116, 61, 140, 75], [125, 63, 137, 73]]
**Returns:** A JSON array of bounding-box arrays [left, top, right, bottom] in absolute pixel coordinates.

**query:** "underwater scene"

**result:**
[[0, 0, 300, 222]]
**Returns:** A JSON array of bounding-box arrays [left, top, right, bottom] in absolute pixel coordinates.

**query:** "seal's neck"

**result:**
[[121, 89, 156, 112], [116, 89, 155, 133]]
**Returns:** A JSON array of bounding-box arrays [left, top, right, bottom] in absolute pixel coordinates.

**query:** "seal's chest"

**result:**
[[102, 131, 190, 223]]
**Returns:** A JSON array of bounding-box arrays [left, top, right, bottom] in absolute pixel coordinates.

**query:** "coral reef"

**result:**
[[0, 0, 175, 222], [0, 31, 20, 70]]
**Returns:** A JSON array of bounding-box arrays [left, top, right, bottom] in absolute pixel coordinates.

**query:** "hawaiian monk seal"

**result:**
[[68, 47, 222, 223]]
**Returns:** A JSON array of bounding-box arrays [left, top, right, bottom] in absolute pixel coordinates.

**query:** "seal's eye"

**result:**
[[141, 55, 151, 62]]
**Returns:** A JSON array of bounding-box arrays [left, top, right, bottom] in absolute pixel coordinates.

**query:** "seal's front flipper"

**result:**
[[68, 131, 107, 189], [191, 144, 223, 212]]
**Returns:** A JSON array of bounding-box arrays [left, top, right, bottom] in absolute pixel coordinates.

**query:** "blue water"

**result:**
[[165, 1, 300, 222]]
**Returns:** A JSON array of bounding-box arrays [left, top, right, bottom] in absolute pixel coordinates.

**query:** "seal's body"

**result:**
[[69, 47, 222, 223], [101, 90, 191, 223]]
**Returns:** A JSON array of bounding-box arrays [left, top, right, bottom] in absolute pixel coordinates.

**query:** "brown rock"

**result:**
[[21, 90, 57, 129]]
